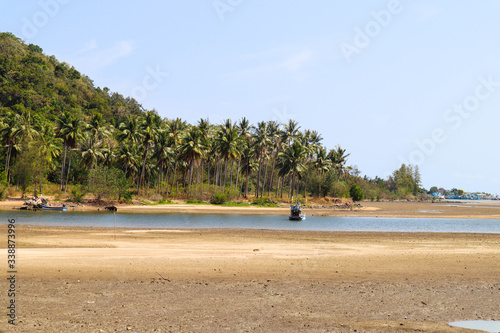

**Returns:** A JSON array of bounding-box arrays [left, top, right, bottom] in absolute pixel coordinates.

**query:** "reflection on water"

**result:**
[[1, 211, 500, 233], [449, 320, 500, 332]]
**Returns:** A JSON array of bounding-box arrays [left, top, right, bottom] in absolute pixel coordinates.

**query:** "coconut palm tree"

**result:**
[[79, 133, 104, 174], [152, 128, 173, 195], [328, 145, 350, 180], [282, 119, 300, 146], [313, 146, 331, 196], [215, 119, 240, 190], [235, 117, 252, 192], [118, 115, 141, 144], [54, 111, 71, 190], [116, 144, 139, 180], [239, 140, 257, 198], [302, 129, 323, 198], [196, 118, 211, 187], [167, 118, 187, 195], [252, 121, 270, 198], [137, 110, 161, 194], [33, 122, 62, 195], [277, 140, 307, 200], [55, 112, 83, 191], [265, 120, 280, 197], [179, 126, 206, 189], [0, 110, 22, 181], [86, 112, 112, 141]]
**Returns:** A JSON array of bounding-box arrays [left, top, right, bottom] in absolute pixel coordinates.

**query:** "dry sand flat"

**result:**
[[1, 226, 499, 332]]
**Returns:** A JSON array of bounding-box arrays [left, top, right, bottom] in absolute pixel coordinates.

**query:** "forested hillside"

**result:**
[[0, 32, 423, 203]]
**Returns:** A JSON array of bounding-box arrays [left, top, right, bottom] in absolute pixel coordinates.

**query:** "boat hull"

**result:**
[[41, 205, 67, 211]]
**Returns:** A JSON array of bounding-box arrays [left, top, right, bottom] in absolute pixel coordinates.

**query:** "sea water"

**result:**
[[1, 211, 500, 233], [449, 320, 500, 332]]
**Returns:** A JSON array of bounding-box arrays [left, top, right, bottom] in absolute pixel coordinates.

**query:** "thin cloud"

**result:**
[[71, 40, 135, 71], [73, 39, 98, 56], [409, 2, 442, 22], [222, 47, 315, 83], [282, 50, 313, 71]]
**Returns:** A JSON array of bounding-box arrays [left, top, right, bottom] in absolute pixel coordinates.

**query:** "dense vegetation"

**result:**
[[0, 32, 425, 203]]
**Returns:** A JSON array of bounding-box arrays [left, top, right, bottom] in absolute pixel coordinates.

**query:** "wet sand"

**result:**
[[1, 225, 499, 332]]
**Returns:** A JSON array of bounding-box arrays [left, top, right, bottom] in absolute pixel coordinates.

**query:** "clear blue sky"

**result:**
[[3, 0, 500, 194]]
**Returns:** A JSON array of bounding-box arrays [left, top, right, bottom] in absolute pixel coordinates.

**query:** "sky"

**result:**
[[2, 0, 500, 194]]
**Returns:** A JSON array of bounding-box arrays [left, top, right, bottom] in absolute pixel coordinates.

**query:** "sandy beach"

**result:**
[[1, 200, 500, 332]]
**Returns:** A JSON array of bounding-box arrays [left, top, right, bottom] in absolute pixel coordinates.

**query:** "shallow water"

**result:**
[[449, 320, 500, 332], [1, 211, 500, 233]]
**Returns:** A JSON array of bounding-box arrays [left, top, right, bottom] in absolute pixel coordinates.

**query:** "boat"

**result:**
[[41, 204, 67, 212], [289, 201, 306, 221]]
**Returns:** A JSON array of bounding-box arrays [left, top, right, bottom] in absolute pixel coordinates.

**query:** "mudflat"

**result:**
[[1, 225, 499, 332]]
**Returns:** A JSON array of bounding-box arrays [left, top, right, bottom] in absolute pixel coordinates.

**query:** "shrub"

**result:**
[[120, 190, 134, 203], [251, 196, 278, 207], [0, 171, 8, 200], [350, 184, 364, 202], [70, 185, 87, 203], [210, 193, 227, 205], [187, 199, 205, 204]]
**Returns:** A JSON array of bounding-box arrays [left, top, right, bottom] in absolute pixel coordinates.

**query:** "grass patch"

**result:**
[[222, 202, 251, 207], [252, 202, 279, 207], [143, 199, 175, 205], [186, 199, 209, 205], [251, 196, 279, 207]]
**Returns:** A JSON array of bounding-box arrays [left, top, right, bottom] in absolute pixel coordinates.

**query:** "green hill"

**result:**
[[0, 32, 143, 123]]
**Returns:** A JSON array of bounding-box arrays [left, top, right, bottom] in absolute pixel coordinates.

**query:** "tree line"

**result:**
[[0, 32, 424, 202]]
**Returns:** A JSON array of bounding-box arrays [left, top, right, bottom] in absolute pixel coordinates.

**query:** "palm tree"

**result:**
[[54, 111, 71, 190], [17, 109, 37, 141], [63, 116, 83, 192], [235, 117, 252, 192], [196, 118, 211, 188], [0, 110, 22, 181], [313, 146, 331, 196], [239, 140, 257, 198], [34, 122, 62, 195], [179, 126, 206, 189], [167, 118, 187, 195], [282, 119, 300, 146], [277, 140, 307, 200], [252, 121, 270, 198], [86, 112, 112, 141], [152, 128, 173, 196], [137, 110, 161, 194], [118, 115, 141, 144], [215, 119, 240, 190], [302, 130, 323, 199], [265, 120, 280, 197], [55, 112, 83, 191], [328, 145, 350, 180], [79, 134, 104, 171], [116, 144, 139, 180]]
